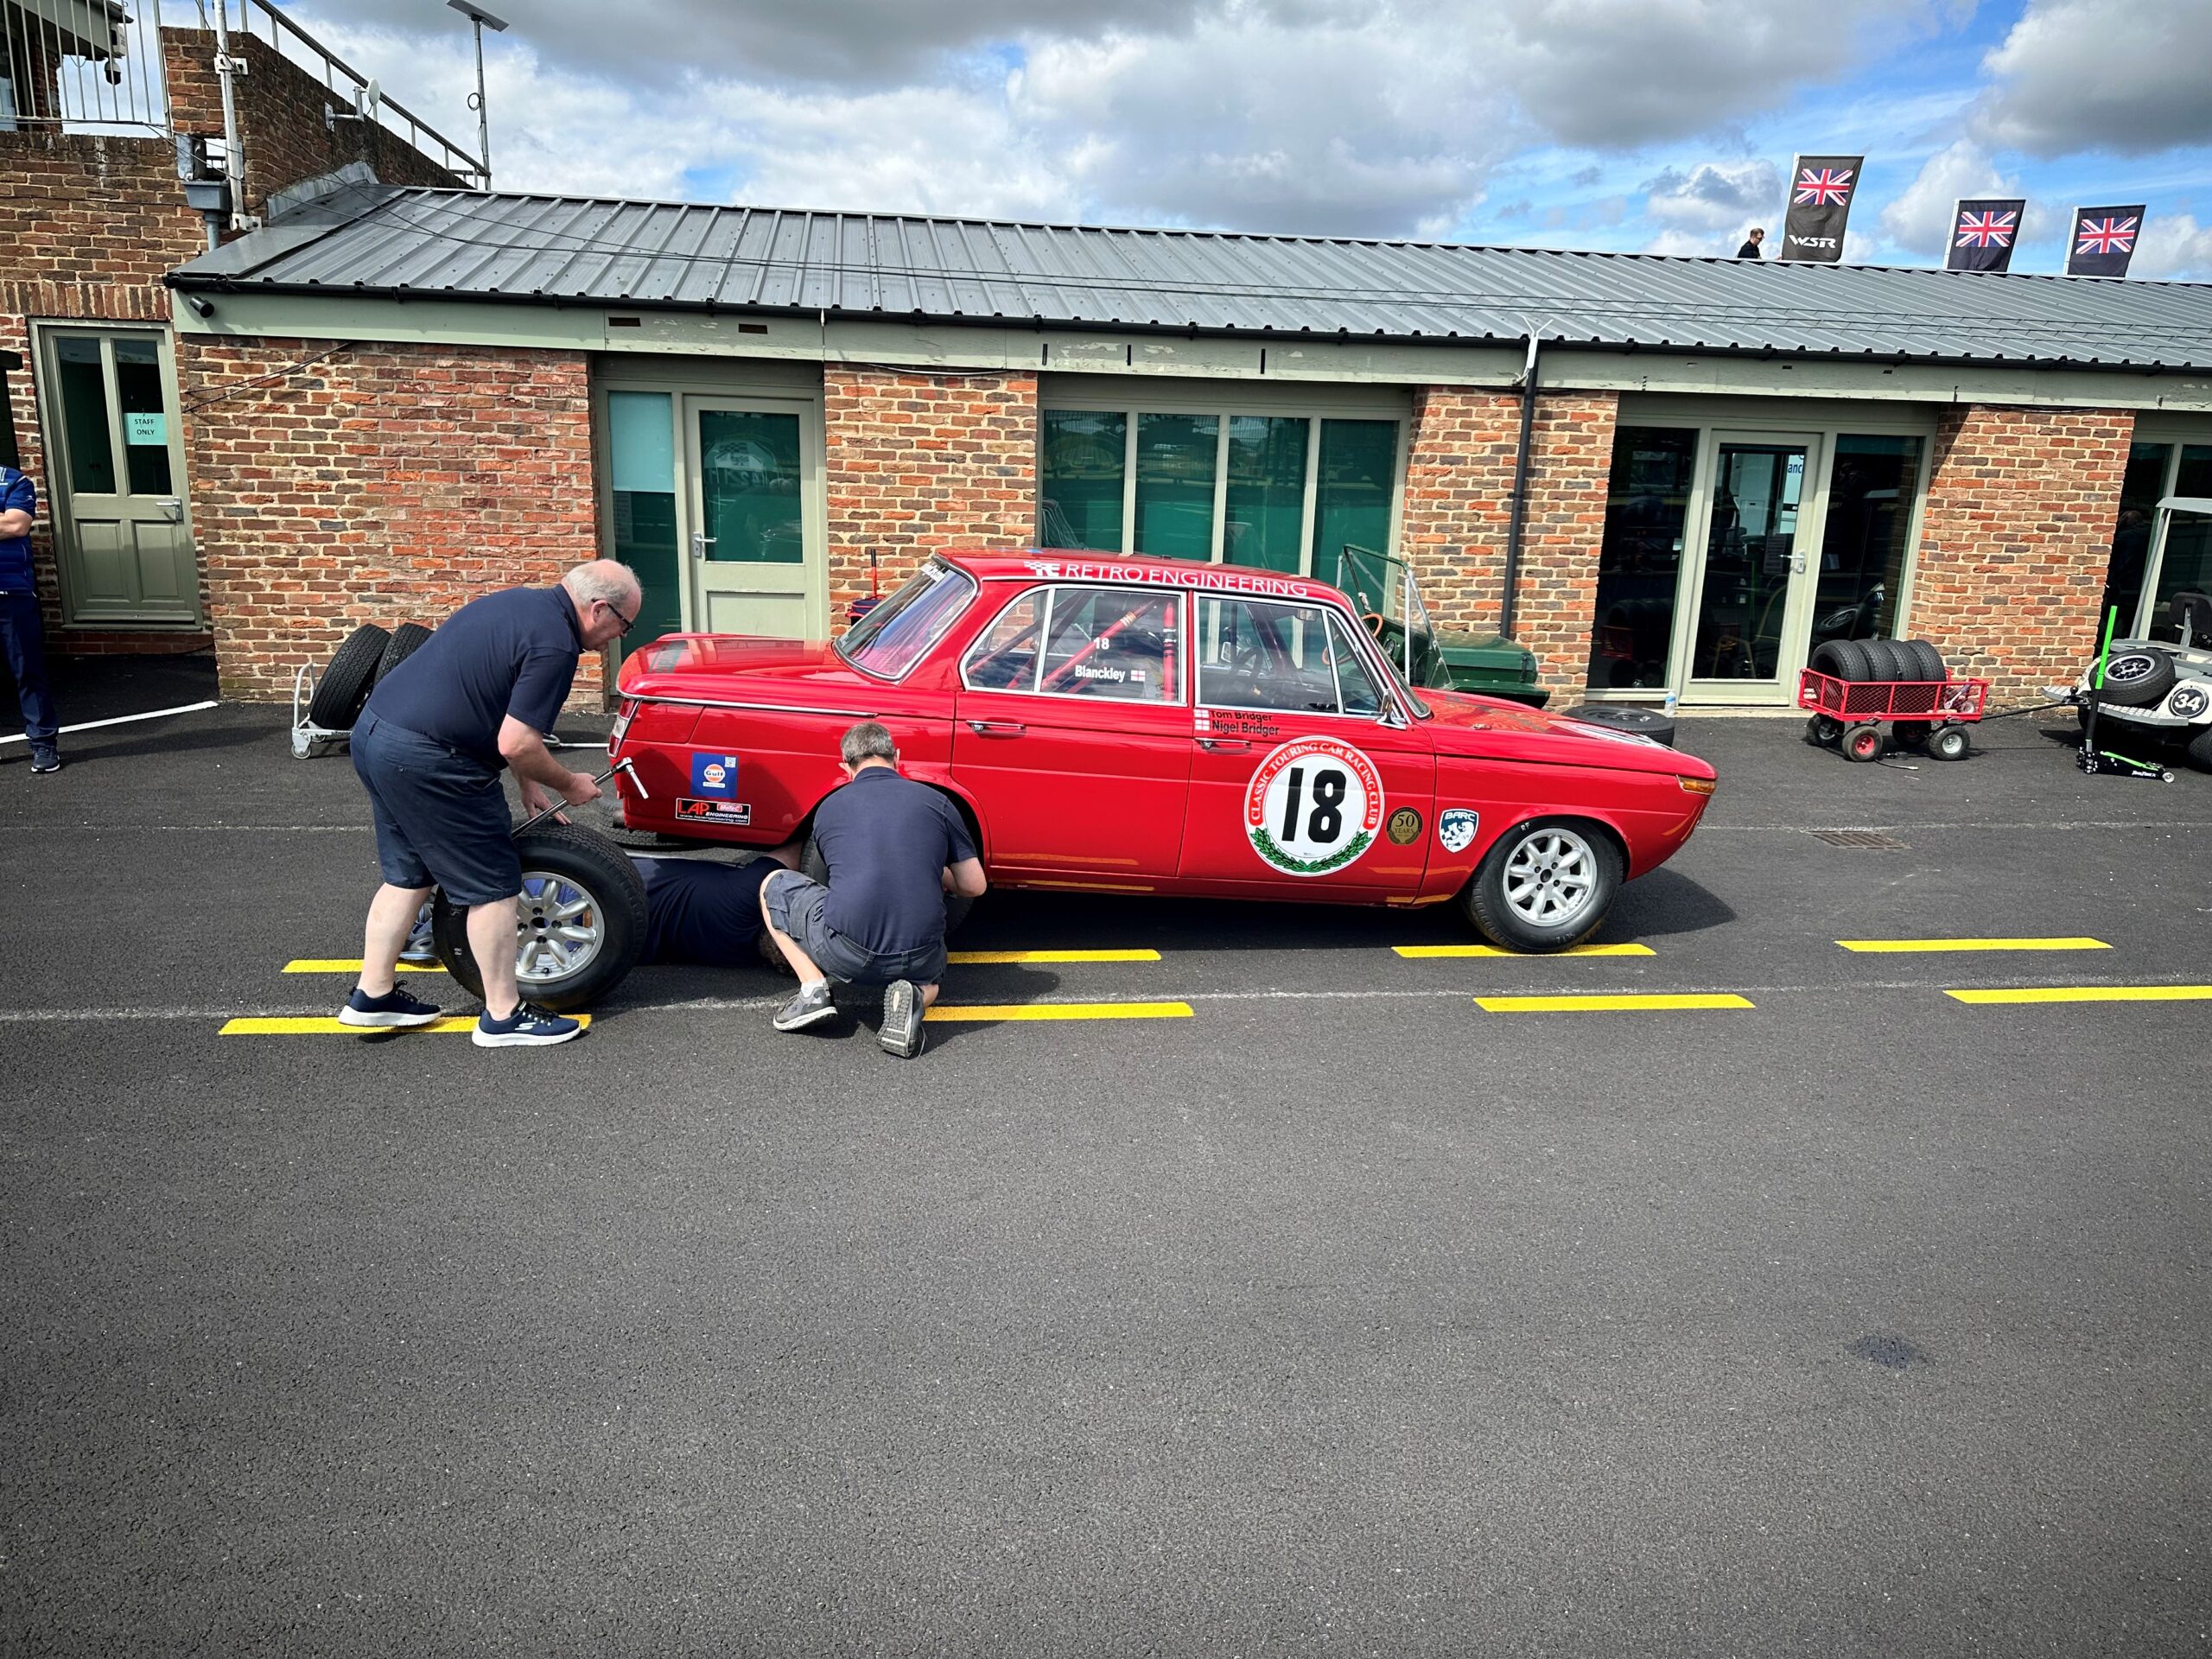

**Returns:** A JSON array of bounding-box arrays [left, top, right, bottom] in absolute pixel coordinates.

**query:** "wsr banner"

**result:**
[[1778, 155, 1863, 264]]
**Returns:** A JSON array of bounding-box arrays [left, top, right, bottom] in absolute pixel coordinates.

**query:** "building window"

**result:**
[[607, 391, 682, 642], [2148, 444, 2212, 642], [2101, 441, 2170, 637], [1041, 406, 1401, 579], [1586, 427, 1697, 689], [1811, 434, 1923, 647]]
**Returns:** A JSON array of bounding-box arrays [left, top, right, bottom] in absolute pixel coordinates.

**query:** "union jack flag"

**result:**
[[1794, 166, 1854, 207], [1955, 209, 2017, 249], [2075, 215, 2137, 256]]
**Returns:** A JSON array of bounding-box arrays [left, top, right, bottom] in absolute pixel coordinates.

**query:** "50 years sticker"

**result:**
[[1244, 737, 1384, 876]]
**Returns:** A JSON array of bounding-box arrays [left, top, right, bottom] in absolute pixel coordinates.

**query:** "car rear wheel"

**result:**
[[432, 824, 648, 1013], [1460, 818, 1622, 953]]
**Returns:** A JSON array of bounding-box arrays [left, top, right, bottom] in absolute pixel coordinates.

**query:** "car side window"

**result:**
[[1198, 596, 1380, 716], [963, 589, 1046, 691], [1035, 586, 1183, 702]]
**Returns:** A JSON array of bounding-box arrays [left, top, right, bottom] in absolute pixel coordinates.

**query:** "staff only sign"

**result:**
[[1946, 198, 2024, 273], [1778, 154, 1864, 264], [2067, 204, 2145, 278]]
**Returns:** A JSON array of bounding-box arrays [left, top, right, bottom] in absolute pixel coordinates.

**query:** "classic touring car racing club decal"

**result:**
[[1243, 736, 1384, 877]]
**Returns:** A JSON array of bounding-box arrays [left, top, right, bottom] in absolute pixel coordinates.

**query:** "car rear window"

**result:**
[[837, 563, 977, 679]]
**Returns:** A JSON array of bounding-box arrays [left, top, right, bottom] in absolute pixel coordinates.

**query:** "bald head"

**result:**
[[563, 559, 644, 648]]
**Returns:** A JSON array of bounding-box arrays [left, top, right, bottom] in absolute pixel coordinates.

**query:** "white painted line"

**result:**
[[0, 699, 219, 745]]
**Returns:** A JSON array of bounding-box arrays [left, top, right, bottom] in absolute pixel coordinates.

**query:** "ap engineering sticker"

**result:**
[[675, 798, 751, 826], [1243, 736, 1384, 877], [690, 753, 741, 799]]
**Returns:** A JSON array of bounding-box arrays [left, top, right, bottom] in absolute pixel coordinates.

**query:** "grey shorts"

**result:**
[[762, 870, 949, 988]]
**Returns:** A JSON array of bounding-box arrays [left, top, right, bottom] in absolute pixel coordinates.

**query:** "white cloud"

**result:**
[[1643, 161, 1780, 232], [1877, 139, 2023, 259], [1974, 0, 2212, 156], [2129, 213, 2212, 283]]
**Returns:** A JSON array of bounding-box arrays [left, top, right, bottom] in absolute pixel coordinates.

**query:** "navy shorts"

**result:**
[[761, 870, 948, 988], [351, 710, 522, 906]]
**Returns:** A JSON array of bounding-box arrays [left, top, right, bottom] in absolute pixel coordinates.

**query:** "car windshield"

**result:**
[[836, 562, 977, 678], [1331, 543, 1441, 715]]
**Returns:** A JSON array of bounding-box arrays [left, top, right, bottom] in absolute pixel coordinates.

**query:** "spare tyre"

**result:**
[[307, 623, 390, 730], [1858, 639, 1909, 682], [1562, 703, 1676, 748], [1902, 639, 1948, 683], [373, 621, 434, 684], [1811, 638, 1878, 683], [2097, 647, 2178, 708], [431, 823, 648, 1013]]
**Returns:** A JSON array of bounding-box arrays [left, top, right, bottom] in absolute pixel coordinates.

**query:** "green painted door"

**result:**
[[683, 397, 824, 638]]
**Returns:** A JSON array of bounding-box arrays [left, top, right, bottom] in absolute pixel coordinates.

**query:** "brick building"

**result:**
[[0, 0, 476, 657], [13, 3, 2212, 710]]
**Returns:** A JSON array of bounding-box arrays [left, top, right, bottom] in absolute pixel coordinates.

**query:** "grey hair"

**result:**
[[562, 558, 640, 610], [841, 721, 897, 768]]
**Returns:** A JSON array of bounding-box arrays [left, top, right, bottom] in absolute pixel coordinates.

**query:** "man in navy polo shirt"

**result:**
[[0, 461, 61, 774], [340, 559, 641, 1047], [760, 721, 987, 1058]]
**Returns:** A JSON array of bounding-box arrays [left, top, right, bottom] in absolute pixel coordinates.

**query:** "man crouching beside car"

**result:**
[[759, 721, 987, 1058]]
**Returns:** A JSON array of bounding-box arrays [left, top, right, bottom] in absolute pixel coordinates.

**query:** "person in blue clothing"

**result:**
[[0, 462, 61, 773], [339, 558, 641, 1047], [760, 721, 987, 1058], [632, 846, 796, 967]]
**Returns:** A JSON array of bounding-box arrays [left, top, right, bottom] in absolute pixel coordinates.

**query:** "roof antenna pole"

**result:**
[[446, 1, 508, 190], [1499, 332, 1541, 639]]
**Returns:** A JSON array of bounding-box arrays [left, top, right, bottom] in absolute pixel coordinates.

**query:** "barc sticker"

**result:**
[[1243, 737, 1383, 877], [1438, 809, 1479, 855], [690, 753, 741, 798]]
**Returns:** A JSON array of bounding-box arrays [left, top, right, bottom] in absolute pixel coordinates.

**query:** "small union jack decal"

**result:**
[[2075, 215, 2138, 256], [1955, 209, 2017, 249], [1794, 167, 1855, 207]]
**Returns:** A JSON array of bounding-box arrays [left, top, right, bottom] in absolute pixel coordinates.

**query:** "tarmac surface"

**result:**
[[3, 685, 2209, 1656]]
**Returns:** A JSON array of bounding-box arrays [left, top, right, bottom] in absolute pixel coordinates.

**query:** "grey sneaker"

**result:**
[[879, 979, 925, 1058], [29, 744, 60, 774], [772, 981, 837, 1033]]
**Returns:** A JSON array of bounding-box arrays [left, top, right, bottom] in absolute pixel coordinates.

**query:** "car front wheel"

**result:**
[[1460, 818, 1624, 953]]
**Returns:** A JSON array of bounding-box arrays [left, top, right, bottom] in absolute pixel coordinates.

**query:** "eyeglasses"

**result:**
[[598, 598, 637, 638]]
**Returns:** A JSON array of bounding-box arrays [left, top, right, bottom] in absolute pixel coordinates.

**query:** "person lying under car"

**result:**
[[630, 844, 798, 969]]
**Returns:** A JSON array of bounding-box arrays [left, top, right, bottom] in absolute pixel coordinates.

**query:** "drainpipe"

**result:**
[[210, 3, 249, 232], [1498, 334, 1540, 639]]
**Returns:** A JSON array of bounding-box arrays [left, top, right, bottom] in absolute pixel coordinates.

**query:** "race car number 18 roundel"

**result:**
[[1244, 736, 1385, 876]]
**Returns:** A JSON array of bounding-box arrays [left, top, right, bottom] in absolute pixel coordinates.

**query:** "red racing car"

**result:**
[[610, 551, 1717, 952]]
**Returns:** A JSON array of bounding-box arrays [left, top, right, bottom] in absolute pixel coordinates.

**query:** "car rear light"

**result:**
[[1678, 775, 1717, 796]]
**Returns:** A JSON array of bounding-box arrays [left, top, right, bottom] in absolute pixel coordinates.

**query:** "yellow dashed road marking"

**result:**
[[1945, 985, 2212, 1005], [1474, 993, 1753, 1013], [282, 959, 443, 974], [925, 1001, 1193, 1022], [221, 1014, 592, 1035], [948, 949, 1162, 964], [1839, 938, 2111, 954], [1395, 943, 1656, 959]]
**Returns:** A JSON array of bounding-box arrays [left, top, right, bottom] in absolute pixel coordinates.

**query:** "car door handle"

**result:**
[[1198, 737, 1252, 752], [965, 719, 1026, 735]]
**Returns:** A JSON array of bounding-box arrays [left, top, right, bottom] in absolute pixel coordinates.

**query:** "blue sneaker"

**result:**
[[338, 984, 445, 1028], [29, 744, 60, 774], [473, 1001, 583, 1047]]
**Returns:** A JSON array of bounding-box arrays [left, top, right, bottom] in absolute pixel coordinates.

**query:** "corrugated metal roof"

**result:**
[[169, 185, 2212, 372]]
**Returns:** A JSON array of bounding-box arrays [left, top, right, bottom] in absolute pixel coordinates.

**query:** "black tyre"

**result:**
[[1927, 724, 1971, 762], [1563, 703, 1676, 748], [1902, 639, 1948, 683], [1808, 639, 1857, 679], [2187, 726, 2212, 773], [800, 828, 974, 938], [1858, 639, 1909, 682], [1833, 639, 1880, 683], [2097, 648, 2177, 708], [372, 621, 434, 683], [1841, 723, 1885, 762], [1803, 715, 1838, 746], [432, 824, 648, 1013], [307, 623, 391, 730], [1459, 817, 1623, 952]]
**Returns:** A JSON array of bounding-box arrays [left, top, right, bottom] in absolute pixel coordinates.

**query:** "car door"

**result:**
[[951, 582, 1193, 883], [1179, 595, 1435, 893]]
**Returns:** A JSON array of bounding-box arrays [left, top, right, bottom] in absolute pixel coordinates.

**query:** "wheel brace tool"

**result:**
[[513, 756, 648, 834]]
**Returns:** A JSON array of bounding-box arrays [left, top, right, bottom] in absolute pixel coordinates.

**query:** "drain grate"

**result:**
[[1810, 829, 1910, 850]]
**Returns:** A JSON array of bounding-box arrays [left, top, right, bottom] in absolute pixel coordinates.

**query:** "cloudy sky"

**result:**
[[290, 0, 2212, 277]]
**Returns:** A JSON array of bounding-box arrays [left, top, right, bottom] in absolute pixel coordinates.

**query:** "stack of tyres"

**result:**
[[1804, 639, 1970, 762], [305, 620, 435, 732]]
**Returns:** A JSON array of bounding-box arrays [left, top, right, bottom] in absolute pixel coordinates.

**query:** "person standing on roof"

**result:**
[[760, 721, 987, 1058], [1737, 227, 1765, 259], [339, 558, 642, 1046], [0, 461, 61, 773]]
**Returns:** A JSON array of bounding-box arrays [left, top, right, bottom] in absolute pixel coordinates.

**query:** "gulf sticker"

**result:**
[[1243, 736, 1384, 877]]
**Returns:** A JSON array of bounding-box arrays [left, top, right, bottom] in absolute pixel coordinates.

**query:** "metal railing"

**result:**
[[0, 0, 485, 186], [207, 0, 486, 186], [0, 0, 168, 133]]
